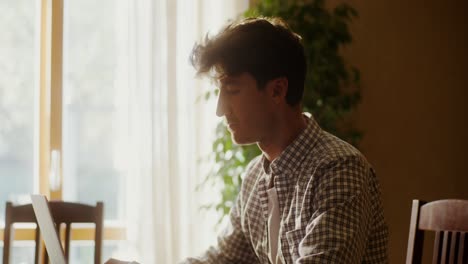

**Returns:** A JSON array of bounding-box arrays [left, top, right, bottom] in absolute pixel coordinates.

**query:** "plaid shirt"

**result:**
[[184, 115, 388, 263]]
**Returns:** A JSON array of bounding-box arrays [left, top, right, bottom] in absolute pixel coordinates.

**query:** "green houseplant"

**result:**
[[200, 0, 362, 222]]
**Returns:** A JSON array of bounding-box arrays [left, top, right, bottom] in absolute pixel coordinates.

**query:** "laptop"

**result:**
[[31, 194, 67, 264], [31, 195, 138, 264]]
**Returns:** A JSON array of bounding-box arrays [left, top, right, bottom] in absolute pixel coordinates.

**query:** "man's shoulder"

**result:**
[[302, 130, 372, 173], [297, 131, 379, 200]]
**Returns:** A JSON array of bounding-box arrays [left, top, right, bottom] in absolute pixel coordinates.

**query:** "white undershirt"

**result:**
[[267, 186, 281, 264]]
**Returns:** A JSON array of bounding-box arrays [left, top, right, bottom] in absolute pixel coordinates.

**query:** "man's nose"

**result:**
[[216, 93, 225, 117]]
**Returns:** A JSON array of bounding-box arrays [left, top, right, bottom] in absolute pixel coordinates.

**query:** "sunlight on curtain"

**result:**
[[110, 0, 249, 263]]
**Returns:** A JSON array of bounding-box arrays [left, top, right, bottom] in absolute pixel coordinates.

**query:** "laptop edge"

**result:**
[[31, 194, 67, 264]]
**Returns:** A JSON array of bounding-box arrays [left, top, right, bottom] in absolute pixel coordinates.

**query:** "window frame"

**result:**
[[1, 0, 125, 243]]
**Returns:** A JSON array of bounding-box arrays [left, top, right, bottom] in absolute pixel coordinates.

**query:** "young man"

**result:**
[[184, 17, 388, 263]]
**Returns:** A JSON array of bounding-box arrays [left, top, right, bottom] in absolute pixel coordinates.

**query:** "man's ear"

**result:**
[[268, 77, 288, 104]]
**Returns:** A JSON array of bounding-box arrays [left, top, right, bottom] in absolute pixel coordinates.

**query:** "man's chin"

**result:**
[[231, 134, 256, 146]]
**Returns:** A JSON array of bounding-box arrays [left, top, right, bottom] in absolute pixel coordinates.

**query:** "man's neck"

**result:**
[[258, 112, 307, 162]]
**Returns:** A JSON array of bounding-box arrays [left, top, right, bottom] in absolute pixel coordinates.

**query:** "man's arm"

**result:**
[[294, 155, 386, 263], [182, 188, 258, 263]]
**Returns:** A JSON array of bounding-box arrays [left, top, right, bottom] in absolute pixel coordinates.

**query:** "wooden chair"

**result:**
[[3, 200, 104, 264], [406, 199, 468, 264]]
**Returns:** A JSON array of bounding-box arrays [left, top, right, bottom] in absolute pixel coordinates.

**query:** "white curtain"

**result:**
[[112, 0, 249, 263]]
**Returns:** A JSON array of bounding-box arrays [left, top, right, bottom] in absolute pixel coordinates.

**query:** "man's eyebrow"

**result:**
[[219, 76, 239, 84], [218, 79, 231, 87]]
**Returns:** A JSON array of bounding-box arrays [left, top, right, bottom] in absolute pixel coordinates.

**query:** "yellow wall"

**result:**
[[340, 0, 468, 262]]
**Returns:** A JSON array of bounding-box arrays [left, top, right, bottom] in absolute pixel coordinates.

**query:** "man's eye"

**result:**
[[225, 88, 240, 94]]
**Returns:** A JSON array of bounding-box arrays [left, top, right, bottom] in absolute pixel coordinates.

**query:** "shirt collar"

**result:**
[[262, 113, 321, 175]]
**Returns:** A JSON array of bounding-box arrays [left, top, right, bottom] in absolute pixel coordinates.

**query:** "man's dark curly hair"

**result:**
[[190, 17, 306, 106]]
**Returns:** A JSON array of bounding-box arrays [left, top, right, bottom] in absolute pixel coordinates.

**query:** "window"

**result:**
[[0, 0, 38, 218], [1, 0, 127, 262], [62, 0, 124, 222]]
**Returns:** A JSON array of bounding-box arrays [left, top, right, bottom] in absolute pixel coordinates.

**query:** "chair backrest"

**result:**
[[406, 199, 468, 264], [3, 200, 103, 264]]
